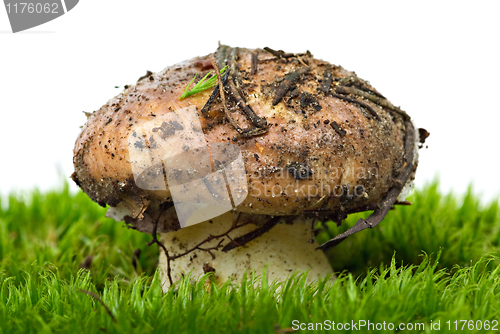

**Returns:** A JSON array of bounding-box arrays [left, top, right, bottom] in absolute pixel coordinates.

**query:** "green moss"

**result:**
[[0, 181, 499, 333], [317, 181, 500, 276]]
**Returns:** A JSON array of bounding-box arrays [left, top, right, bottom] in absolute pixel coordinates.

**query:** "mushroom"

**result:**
[[73, 45, 424, 288]]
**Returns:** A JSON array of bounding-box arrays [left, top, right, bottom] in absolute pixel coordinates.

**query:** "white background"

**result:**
[[1, 1, 499, 201]]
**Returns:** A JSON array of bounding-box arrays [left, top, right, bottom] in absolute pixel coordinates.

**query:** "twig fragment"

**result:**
[[317, 70, 334, 94], [216, 44, 230, 68], [200, 70, 229, 116], [330, 92, 380, 120], [78, 289, 117, 323], [251, 51, 258, 75], [338, 76, 386, 99], [211, 59, 244, 135], [173, 218, 251, 258], [335, 85, 409, 120], [137, 70, 153, 82], [171, 237, 226, 261], [147, 208, 173, 286], [263, 47, 295, 58], [212, 47, 269, 137], [317, 121, 416, 251], [222, 217, 280, 252], [272, 67, 310, 106], [330, 121, 346, 136], [227, 48, 267, 128]]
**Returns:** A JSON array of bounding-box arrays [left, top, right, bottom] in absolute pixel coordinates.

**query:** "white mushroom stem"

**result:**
[[158, 211, 333, 290]]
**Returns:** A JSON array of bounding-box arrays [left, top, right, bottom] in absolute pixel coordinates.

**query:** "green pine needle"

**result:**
[[178, 65, 228, 100]]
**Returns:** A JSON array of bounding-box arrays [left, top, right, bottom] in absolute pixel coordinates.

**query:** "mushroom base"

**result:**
[[159, 212, 334, 290]]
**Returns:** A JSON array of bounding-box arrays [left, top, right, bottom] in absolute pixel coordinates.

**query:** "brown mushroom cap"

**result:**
[[73, 46, 412, 233]]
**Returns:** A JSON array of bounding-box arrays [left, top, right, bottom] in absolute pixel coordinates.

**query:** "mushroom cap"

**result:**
[[73, 46, 412, 232]]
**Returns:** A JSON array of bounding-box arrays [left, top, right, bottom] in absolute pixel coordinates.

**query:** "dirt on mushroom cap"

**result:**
[[72, 45, 411, 233]]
